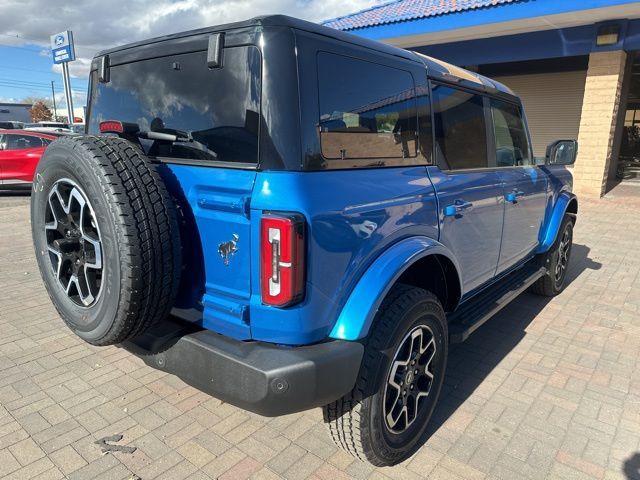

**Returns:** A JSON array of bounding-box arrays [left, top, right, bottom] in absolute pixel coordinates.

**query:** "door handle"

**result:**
[[444, 200, 473, 217], [505, 189, 525, 204]]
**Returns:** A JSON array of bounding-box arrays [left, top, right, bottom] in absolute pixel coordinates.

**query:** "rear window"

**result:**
[[87, 46, 261, 165], [317, 52, 421, 166]]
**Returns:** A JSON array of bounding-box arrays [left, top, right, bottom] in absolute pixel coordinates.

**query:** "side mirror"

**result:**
[[546, 139, 578, 166]]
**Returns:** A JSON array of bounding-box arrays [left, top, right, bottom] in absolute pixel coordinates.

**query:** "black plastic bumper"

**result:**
[[121, 319, 364, 417]]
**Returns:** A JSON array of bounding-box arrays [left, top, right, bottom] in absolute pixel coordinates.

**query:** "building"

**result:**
[[323, 0, 640, 197], [0, 103, 32, 123]]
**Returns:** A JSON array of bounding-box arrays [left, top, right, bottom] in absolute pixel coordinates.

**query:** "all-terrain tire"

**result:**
[[31, 135, 181, 346], [531, 215, 573, 297], [323, 284, 448, 466]]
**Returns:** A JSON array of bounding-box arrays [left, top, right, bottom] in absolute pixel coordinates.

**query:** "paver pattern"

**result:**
[[1, 184, 639, 480]]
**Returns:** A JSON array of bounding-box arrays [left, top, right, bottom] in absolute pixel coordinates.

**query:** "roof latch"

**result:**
[[207, 33, 224, 69], [98, 55, 110, 83]]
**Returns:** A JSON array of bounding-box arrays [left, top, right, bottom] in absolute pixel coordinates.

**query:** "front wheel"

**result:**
[[531, 216, 574, 297], [323, 285, 448, 466]]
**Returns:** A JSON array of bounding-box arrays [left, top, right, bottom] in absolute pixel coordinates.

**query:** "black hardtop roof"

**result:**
[[95, 14, 515, 98]]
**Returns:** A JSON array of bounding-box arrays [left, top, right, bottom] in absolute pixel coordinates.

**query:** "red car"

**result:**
[[0, 129, 58, 188]]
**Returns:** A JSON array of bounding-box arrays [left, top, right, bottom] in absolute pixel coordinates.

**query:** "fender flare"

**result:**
[[328, 236, 462, 341], [537, 191, 578, 254]]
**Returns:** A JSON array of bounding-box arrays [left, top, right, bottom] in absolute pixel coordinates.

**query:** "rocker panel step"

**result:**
[[448, 263, 547, 344]]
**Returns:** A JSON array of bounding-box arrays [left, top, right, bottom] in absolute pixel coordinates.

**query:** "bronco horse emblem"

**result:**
[[218, 234, 239, 266]]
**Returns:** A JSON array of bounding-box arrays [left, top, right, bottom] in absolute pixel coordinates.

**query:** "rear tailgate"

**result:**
[[167, 165, 257, 339]]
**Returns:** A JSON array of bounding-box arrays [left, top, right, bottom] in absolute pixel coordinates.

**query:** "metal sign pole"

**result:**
[[62, 62, 74, 125], [50, 30, 76, 126]]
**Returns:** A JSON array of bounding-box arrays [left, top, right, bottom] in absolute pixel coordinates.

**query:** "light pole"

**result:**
[[50, 81, 57, 122]]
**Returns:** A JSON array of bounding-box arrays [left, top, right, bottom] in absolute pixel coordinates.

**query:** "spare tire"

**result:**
[[31, 135, 181, 346]]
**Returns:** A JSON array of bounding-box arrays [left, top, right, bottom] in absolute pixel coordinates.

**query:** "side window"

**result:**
[[432, 84, 488, 170], [41, 137, 53, 146], [6, 134, 40, 150], [491, 99, 532, 166], [317, 52, 420, 164]]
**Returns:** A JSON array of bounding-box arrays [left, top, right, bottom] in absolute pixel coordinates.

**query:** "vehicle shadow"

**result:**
[[420, 243, 601, 449], [624, 452, 640, 480]]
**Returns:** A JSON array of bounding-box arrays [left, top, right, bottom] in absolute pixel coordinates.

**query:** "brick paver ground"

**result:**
[[1, 183, 640, 480]]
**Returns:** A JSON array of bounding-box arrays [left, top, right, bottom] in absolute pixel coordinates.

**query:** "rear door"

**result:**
[[87, 43, 261, 339], [490, 99, 548, 272], [429, 83, 504, 295]]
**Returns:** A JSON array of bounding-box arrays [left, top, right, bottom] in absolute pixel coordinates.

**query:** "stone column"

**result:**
[[573, 50, 627, 198]]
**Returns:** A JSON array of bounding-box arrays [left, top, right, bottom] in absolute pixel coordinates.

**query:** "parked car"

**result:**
[[24, 122, 72, 133], [0, 121, 25, 129], [70, 123, 86, 134], [30, 15, 578, 466], [0, 129, 59, 188]]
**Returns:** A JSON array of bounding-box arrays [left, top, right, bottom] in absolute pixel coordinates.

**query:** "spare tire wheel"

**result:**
[[31, 135, 181, 346]]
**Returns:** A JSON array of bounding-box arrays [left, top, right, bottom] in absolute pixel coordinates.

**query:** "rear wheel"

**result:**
[[31, 135, 181, 345], [531, 216, 573, 297], [323, 285, 447, 466]]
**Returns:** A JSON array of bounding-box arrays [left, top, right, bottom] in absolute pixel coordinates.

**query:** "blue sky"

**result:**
[[0, 41, 88, 108]]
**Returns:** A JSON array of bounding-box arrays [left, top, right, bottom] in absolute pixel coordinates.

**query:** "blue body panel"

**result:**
[[427, 167, 504, 295], [329, 236, 460, 341], [163, 164, 257, 340], [496, 166, 549, 273], [248, 167, 439, 344], [163, 161, 575, 346]]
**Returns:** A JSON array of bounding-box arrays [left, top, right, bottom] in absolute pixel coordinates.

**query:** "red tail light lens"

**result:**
[[99, 121, 124, 133], [261, 213, 305, 307]]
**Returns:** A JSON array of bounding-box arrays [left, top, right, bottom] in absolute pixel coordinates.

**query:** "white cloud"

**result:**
[[1, 0, 380, 80], [52, 57, 92, 79], [52, 89, 87, 113]]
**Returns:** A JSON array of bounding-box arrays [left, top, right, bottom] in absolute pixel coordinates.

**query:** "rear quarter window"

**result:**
[[316, 52, 426, 168], [87, 46, 261, 166]]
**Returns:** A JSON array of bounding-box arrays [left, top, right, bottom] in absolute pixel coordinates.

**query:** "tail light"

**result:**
[[261, 213, 305, 307], [99, 121, 124, 133]]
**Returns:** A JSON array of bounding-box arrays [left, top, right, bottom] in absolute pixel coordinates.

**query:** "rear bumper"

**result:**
[[121, 319, 363, 416]]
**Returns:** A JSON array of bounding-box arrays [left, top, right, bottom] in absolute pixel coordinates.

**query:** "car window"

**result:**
[[432, 84, 488, 170], [317, 52, 421, 164], [491, 99, 532, 167], [6, 134, 43, 150], [88, 46, 261, 165]]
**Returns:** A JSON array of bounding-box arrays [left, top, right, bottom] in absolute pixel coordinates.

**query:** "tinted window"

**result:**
[[88, 46, 261, 165], [6, 134, 43, 150], [491, 99, 531, 166], [317, 52, 419, 163], [433, 84, 488, 170]]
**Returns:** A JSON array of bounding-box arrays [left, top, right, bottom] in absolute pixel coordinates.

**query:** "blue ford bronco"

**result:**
[[31, 15, 578, 466]]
